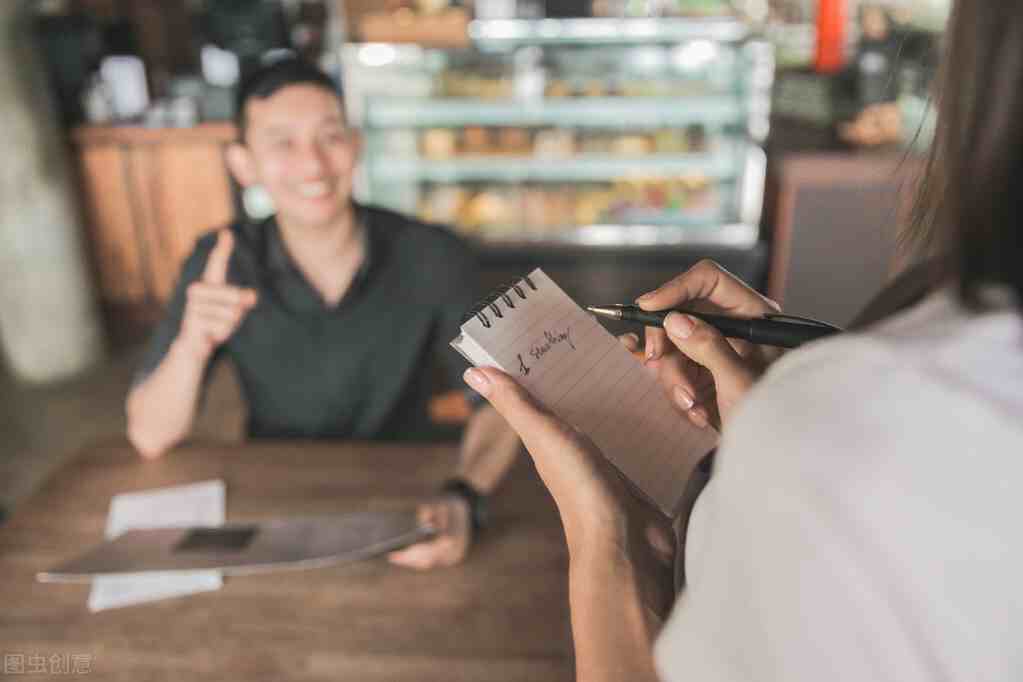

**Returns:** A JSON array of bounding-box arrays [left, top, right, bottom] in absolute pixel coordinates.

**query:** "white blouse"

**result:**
[[655, 289, 1023, 682]]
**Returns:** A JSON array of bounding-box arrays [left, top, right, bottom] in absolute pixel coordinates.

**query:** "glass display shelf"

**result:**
[[363, 96, 745, 130], [467, 17, 750, 47], [368, 150, 739, 184], [463, 222, 759, 250], [339, 17, 773, 248]]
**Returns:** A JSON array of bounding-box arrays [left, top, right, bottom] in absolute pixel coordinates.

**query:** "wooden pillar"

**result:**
[[0, 1, 105, 383]]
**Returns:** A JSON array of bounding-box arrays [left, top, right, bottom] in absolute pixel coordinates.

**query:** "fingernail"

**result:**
[[664, 312, 695, 340], [673, 385, 695, 410], [689, 406, 710, 428], [623, 332, 640, 346], [463, 368, 491, 396], [636, 291, 655, 303]]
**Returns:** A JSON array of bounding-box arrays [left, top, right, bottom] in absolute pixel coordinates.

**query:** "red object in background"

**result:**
[[815, 0, 847, 73]]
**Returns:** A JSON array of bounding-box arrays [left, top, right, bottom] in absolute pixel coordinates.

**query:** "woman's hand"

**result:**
[[466, 366, 670, 680], [638, 260, 782, 431], [463, 366, 628, 556]]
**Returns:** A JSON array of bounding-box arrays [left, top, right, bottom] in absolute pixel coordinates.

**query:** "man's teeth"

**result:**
[[298, 182, 332, 198]]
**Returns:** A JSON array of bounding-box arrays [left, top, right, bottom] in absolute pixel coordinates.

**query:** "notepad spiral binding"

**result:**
[[462, 274, 538, 329]]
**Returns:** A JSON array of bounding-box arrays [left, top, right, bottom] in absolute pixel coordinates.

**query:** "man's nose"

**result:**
[[296, 141, 328, 175]]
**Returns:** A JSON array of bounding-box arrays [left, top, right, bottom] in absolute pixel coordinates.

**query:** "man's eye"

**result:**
[[323, 130, 348, 144]]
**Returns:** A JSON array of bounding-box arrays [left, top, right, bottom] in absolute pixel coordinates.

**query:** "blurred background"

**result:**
[[0, 0, 948, 517]]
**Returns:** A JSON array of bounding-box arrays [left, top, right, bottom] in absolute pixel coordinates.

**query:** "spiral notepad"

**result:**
[[451, 268, 718, 517]]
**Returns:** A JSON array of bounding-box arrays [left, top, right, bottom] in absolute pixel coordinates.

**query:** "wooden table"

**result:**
[[0, 440, 573, 681]]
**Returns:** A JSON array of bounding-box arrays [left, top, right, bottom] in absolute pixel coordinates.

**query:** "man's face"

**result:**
[[862, 7, 889, 41], [236, 84, 358, 229]]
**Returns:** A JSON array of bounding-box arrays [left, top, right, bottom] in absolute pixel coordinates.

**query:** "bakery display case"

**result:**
[[339, 16, 773, 249]]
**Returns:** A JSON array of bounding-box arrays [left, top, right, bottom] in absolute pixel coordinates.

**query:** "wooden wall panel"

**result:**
[[769, 153, 923, 327], [75, 145, 149, 302], [143, 142, 235, 302], [74, 124, 239, 311]]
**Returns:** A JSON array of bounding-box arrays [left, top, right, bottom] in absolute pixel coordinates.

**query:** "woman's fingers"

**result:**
[[618, 332, 641, 353], [664, 313, 750, 379], [463, 366, 626, 547], [686, 405, 712, 430], [672, 385, 696, 411], [644, 523, 675, 567], [645, 327, 669, 362], [636, 260, 776, 361], [663, 312, 756, 428], [463, 366, 560, 442], [650, 350, 703, 399], [637, 259, 779, 318]]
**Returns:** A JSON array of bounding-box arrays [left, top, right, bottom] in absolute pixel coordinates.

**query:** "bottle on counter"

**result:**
[[815, 0, 847, 73]]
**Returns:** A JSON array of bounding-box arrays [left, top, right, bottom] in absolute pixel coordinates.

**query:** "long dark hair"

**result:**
[[909, 2, 1023, 311]]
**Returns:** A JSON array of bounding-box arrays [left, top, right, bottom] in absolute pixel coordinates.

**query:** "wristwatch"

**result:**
[[440, 478, 489, 533]]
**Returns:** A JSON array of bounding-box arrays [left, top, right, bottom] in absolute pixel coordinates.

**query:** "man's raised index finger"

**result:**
[[202, 230, 234, 285]]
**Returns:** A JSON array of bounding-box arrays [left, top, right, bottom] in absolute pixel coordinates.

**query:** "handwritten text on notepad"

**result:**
[[519, 327, 577, 375], [530, 328, 576, 360]]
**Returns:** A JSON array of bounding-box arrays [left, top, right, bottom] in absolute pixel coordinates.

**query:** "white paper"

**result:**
[[87, 480, 225, 612]]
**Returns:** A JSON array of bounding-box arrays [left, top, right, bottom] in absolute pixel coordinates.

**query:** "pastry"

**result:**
[[533, 129, 576, 158], [496, 127, 532, 155], [421, 128, 457, 159], [462, 126, 492, 155]]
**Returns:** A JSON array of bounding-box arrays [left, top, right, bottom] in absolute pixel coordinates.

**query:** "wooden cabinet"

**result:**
[[768, 153, 923, 326], [73, 124, 237, 312]]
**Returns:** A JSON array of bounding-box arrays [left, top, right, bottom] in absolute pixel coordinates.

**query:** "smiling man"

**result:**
[[125, 58, 520, 570]]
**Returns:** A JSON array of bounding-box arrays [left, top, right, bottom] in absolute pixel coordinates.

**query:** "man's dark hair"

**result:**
[[234, 57, 342, 143]]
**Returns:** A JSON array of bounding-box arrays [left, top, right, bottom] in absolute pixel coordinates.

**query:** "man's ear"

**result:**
[[348, 129, 364, 160], [225, 143, 257, 188]]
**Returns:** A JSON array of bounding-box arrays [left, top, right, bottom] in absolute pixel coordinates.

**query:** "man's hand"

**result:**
[[177, 230, 258, 359], [387, 496, 472, 570]]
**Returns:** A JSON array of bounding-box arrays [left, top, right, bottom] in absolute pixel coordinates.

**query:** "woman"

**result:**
[[462, 3, 1023, 680]]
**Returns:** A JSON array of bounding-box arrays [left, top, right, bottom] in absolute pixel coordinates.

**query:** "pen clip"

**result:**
[[763, 313, 843, 332]]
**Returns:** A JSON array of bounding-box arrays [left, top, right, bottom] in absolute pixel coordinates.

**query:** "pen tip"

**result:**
[[586, 305, 622, 320]]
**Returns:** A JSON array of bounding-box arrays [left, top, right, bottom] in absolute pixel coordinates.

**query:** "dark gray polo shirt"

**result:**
[[137, 203, 481, 441]]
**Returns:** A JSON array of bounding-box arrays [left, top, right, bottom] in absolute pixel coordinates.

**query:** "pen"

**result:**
[[586, 304, 842, 349]]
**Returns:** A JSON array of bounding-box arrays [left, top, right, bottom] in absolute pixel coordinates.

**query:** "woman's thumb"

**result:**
[[463, 366, 554, 437]]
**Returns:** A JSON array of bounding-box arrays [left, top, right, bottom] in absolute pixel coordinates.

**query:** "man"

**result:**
[[125, 57, 520, 570]]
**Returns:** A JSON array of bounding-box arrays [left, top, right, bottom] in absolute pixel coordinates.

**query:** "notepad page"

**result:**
[[452, 269, 718, 516]]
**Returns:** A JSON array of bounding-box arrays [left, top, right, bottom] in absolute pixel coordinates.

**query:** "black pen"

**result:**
[[586, 304, 842, 349]]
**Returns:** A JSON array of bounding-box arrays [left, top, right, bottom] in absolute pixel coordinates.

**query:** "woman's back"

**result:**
[[658, 289, 1023, 681]]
